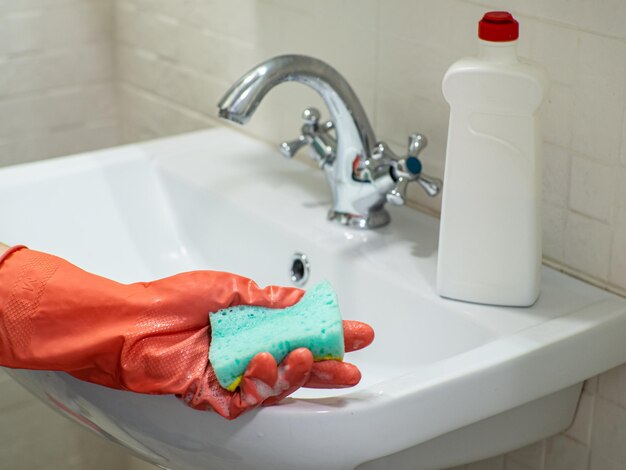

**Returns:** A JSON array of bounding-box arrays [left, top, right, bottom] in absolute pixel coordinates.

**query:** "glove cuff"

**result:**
[[0, 245, 28, 267]]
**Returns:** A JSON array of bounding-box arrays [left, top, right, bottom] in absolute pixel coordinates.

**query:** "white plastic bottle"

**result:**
[[437, 11, 548, 307]]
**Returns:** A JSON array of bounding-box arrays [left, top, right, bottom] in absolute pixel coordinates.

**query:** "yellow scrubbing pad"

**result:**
[[209, 280, 344, 391]]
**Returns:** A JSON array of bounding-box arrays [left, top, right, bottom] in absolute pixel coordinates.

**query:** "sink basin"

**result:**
[[2, 127, 626, 470]]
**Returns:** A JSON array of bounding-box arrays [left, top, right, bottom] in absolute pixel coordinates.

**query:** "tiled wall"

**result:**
[[0, 0, 118, 167], [115, 1, 626, 469], [2, 0, 626, 469]]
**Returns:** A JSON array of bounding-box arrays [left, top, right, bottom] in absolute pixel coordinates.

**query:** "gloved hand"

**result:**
[[0, 246, 374, 419]]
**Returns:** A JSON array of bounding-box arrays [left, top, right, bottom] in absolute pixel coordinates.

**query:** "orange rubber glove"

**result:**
[[0, 246, 374, 419]]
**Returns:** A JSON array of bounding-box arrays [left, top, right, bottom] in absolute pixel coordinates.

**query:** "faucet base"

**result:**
[[327, 209, 390, 229]]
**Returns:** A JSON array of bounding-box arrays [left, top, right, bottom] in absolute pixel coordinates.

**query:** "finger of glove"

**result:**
[[147, 272, 305, 326], [262, 348, 313, 406], [208, 273, 305, 309], [304, 360, 361, 388], [343, 320, 375, 352], [176, 353, 279, 421], [234, 278, 305, 309], [235, 352, 279, 410]]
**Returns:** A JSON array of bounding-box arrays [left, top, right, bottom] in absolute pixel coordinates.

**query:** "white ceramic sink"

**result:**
[[3, 128, 626, 470]]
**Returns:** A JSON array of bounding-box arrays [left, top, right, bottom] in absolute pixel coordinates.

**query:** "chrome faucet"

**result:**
[[218, 55, 441, 229]]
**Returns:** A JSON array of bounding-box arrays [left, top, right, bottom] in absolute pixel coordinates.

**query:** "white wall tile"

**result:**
[[583, 377, 598, 396], [588, 454, 625, 470], [614, 169, 626, 209], [463, 0, 540, 20], [43, 2, 113, 49], [543, 144, 571, 207], [281, 12, 377, 88], [571, 33, 626, 164], [504, 441, 545, 470], [377, 33, 455, 105], [609, 209, 626, 289], [505, 461, 538, 470], [566, 0, 626, 42], [598, 363, 626, 410], [568, 156, 615, 223], [0, 11, 44, 54], [543, 204, 567, 263], [621, 105, 626, 168], [116, 1, 138, 44], [137, 11, 179, 60], [0, 0, 119, 167], [119, 84, 215, 139], [564, 392, 594, 446], [0, 85, 118, 139], [563, 212, 611, 281], [467, 455, 505, 470], [520, 19, 578, 87], [544, 435, 589, 470], [591, 397, 626, 466], [47, 120, 119, 157], [0, 44, 113, 98], [0, 0, 83, 14], [178, 27, 257, 84], [571, 81, 623, 165], [540, 83, 574, 149]]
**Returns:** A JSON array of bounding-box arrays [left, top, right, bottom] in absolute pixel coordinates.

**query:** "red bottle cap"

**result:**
[[478, 11, 519, 42]]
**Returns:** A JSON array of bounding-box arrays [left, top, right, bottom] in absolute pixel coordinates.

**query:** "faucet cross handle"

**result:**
[[280, 107, 336, 168], [386, 132, 443, 206], [408, 133, 427, 158]]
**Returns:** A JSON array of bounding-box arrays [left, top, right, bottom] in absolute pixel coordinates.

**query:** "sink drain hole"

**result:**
[[290, 253, 310, 286]]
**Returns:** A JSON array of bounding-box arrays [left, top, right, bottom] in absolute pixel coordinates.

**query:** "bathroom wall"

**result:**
[[0, 0, 118, 167], [115, 1, 626, 469]]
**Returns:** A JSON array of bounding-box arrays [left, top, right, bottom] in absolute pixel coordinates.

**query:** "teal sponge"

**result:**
[[209, 280, 344, 391]]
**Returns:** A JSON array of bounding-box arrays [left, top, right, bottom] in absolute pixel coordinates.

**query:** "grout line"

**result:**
[[118, 82, 215, 125], [0, 39, 115, 62], [585, 393, 596, 470], [117, 43, 231, 87], [538, 438, 546, 470], [542, 257, 626, 299], [0, 81, 117, 102]]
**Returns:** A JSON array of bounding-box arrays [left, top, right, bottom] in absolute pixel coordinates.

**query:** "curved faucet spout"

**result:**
[[218, 55, 377, 161], [217, 55, 440, 229]]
